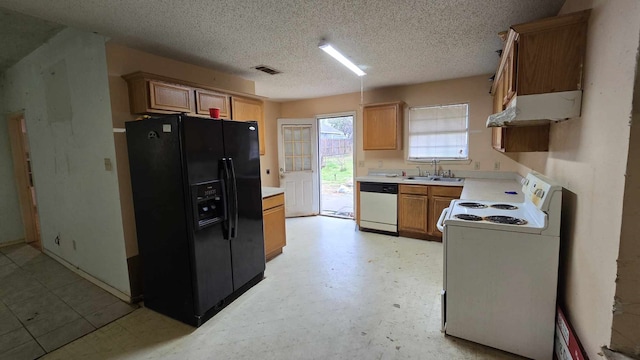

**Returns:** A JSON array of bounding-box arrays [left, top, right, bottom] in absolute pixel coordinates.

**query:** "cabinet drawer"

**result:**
[[263, 193, 284, 211], [430, 186, 462, 197], [399, 184, 428, 195], [148, 81, 194, 113], [195, 90, 230, 118]]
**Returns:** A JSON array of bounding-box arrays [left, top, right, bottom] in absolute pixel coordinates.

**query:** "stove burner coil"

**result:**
[[490, 204, 518, 210], [458, 202, 488, 209], [454, 214, 483, 221], [484, 215, 528, 225]]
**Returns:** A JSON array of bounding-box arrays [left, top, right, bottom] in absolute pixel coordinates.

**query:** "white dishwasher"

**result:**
[[359, 182, 398, 235]]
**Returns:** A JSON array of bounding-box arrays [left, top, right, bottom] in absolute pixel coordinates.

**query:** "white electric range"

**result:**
[[437, 172, 562, 360]]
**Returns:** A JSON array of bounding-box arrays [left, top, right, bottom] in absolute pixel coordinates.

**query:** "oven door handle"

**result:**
[[437, 207, 449, 232]]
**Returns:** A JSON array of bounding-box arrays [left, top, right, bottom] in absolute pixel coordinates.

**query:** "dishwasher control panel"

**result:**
[[360, 182, 398, 194]]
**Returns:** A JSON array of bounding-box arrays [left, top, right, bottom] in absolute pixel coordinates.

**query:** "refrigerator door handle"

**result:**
[[228, 158, 239, 239], [220, 158, 232, 240]]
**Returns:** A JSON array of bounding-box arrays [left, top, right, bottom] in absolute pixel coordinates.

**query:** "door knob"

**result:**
[[279, 168, 285, 179]]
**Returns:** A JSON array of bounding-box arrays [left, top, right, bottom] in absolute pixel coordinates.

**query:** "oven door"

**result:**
[[438, 207, 450, 332]]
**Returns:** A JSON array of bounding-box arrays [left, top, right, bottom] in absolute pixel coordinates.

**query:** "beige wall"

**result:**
[[612, 7, 640, 355], [106, 43, 255, 96], [281, 75, 520, 177], [3, 29, 131, 294], [614, 59, 640, 356], [512, 0, 640, 357], [261, 100, 281, 187], [105, 43, 265, 259]]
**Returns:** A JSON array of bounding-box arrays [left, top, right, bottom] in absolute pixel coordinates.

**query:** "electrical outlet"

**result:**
[[358, 161, 365, 168], [104, 158, 112, 171], [494, 161, 501, 170], [377, 161, 383, 168], [474, 162, 480, 170]]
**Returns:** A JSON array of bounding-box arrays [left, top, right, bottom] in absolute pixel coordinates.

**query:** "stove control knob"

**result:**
[[534, 188, 545, 198]]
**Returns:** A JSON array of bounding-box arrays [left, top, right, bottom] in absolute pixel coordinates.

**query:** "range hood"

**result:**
[[486, 90, 583, 127]]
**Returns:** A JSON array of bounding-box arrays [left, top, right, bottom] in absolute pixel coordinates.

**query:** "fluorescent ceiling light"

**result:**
[[319, 43, 366, 77]]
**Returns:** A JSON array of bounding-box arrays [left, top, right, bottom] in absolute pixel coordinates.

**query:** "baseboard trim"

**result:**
[[42, 249, 133, 303], [0, 238, 26, 248]]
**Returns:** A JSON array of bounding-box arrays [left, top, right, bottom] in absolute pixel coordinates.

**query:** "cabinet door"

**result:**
[[398, 193, 428, 234], [148, 81, 194, 113], [195, 90, 230, 118], [428, 196, 454, 239], [492, 127, 505, 152], [232, 97, 265, 155], [363, 103, 402, 150], [263, 205, 286, 260]]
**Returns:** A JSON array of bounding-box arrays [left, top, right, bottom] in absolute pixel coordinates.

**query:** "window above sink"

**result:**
[[407, 103, 469, 161]]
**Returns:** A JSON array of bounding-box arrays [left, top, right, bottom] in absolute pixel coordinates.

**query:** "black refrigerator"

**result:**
[[125, 114, 265, 327]]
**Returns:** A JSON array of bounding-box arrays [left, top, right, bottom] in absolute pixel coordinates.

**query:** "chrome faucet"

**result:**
[[432, 159, 440, 177]]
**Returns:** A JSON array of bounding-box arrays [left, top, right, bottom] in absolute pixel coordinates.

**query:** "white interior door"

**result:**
[[277, 118, 319, 217]]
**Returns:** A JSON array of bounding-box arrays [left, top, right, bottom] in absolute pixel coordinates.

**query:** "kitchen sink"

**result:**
[[404, 176, 432, 181], [404, 176, 463, 182], [429, 176, 463, 182]]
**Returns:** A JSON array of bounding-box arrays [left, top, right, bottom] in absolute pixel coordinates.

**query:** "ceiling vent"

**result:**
[[253, 65, 281, 75]]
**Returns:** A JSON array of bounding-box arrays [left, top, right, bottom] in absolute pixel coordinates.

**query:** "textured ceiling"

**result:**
[[0, 8, 63, 72], [0, 0, 564, 101]]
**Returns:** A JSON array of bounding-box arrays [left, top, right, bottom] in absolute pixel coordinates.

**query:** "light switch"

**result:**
[[104, 158, 113, 171]]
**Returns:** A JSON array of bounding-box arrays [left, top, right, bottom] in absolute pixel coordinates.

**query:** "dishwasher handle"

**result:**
[[437, 207, 449, 232]]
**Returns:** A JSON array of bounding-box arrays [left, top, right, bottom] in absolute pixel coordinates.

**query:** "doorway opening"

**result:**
[[318, 115, 354, 218], [7, 113, 42, 250]]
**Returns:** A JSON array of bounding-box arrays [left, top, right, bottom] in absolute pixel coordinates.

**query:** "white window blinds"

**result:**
[[407, 104, 469, 160]]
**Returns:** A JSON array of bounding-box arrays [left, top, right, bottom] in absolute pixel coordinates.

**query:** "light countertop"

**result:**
[[262, 187, 284, 199], [459, 178, 523, 202], [355, 175, 523, 202]]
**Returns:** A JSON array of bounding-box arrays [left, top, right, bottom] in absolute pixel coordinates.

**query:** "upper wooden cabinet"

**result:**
[[195, 90, 230, 119], [489, 10, 590, 153], [492, 125, 550, 153], [491, 10, 590, 97], [148, 81, 195, 113], [123, 72, 267, 155], [363, 101, 404, 150], [231, 96, 265, 155], [124, 74, 196, 114]]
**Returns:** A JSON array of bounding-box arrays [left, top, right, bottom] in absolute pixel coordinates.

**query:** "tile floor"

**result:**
[[0, 244, 137, 359], [40, 216, 521, 360]]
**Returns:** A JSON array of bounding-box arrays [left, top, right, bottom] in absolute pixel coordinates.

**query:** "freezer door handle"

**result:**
[[437, 207, 449, 232], [220, 159, 232, 240], [227, 158, 239, 239]]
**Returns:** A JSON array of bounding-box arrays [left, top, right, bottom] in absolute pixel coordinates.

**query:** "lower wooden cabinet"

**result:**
[[398, 184, 462, 242], [398, 185, 429, 239], [428, 186, 463, 240], [262, 193, 286, 261]]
